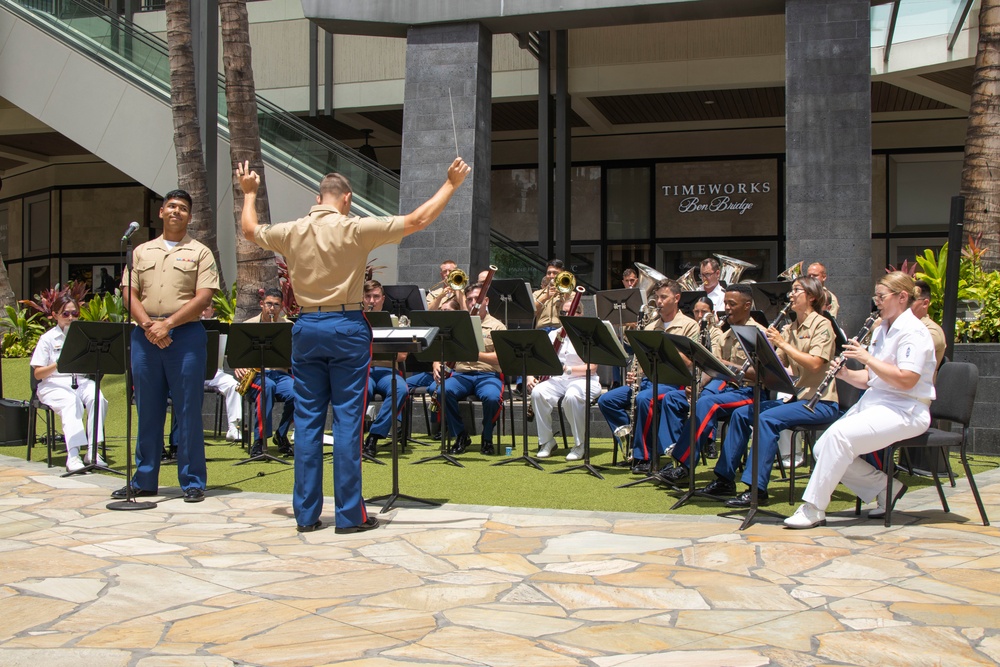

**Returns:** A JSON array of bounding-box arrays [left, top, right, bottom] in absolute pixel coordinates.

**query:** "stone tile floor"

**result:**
[[0, 453, 998, 666]]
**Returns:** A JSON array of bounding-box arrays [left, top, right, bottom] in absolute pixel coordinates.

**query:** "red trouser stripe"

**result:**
[[677, 396, 754, 464], [639, 392, 668, 460]]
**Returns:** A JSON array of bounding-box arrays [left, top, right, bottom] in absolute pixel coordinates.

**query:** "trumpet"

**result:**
[[430, 268, 468, 292]]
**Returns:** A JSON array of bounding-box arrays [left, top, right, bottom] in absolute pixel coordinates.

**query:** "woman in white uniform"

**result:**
[[785, 272, 936, 528], [30, 295, 109, 472]]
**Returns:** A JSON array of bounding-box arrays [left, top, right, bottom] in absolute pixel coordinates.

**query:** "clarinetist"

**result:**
[[786, 272, 936, 529]]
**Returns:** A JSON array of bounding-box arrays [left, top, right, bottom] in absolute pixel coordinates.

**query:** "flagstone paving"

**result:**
[[0, 454, 998, 666]]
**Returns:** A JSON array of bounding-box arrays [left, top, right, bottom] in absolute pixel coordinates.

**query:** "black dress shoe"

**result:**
[[724, 488, 769, 508], [701, 477, 737, 497], [183, 487, 205, 503], [249, 440, 265, 457], [363, 433, 380, 458], [449, 432, 471, 455], [658, 464, 690, 484], [110, 485, 156, 499], [630, 459, 650, 474], [335, 516, 380, 534], [274, 434, 294, 456], [297, 520, 322, 533], [480, 440, 495, 455], [706, 442, 718, 459]]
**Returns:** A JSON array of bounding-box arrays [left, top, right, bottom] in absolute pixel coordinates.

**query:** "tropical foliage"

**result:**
[[78, 290, 127, 323], [20, 281, 90, 320], [212, 284, 238, 324], [0, 304, 46, 358]]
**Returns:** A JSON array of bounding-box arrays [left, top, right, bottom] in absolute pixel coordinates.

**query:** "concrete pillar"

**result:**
[[785, 0, 871, 330], [397, 23, 492, 285]]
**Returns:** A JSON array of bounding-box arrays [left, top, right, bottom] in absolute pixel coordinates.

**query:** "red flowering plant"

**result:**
[[20, 281, 90, 321]]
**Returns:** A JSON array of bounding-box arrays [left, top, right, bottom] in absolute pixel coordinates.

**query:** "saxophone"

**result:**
[[613, 303, 660, 451], [236, 370, 258, 396]]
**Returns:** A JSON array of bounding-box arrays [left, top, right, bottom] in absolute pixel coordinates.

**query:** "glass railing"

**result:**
[[2, 0, 400, 217]]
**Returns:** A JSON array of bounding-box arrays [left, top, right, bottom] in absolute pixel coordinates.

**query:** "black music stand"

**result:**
[[487, 279, 535, 330], [358, 310, 393, 465], [57, 321, 130, 478], [595, 288, 642, 331], [490, 330, 563, 471], [679, 290, 709, 317], [383, 284, 426, 320], [366, 326, 442, 512], [410, 310, 483, 467], [661, 334, 737, 509], [750, 282, 791, 324], [554, 317, 628, 480], [720, 324, 797, 530], [226, 322, 293, 466], [616, 330, 690, 488]]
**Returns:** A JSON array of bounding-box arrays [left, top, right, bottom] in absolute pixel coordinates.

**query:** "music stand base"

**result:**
[[62, 463, 124, 478], [106, 499, 157, 511], [719, 506, 786, 530], [671, 488, 724, 510], [363, 453, 387, 466], [616, 472, 662, 489], [553, 462, 605, 480], [413, 453, 464, 467], [233, 453, 292, 466], [366, 492, 441, 514], [492, 455, 543, 470]]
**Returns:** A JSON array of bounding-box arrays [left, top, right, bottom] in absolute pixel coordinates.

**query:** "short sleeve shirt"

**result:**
[[869, 308, 936, 402], [825, 288, 840, 318], [30, 326, 75, 390], [534, 289, 568, 328], [124, 235, 219, 317], [780, 310, 838, 403], [921, 315, 946, 370], [426, 286, 457, 309], [253, 206, 405, 308], [456, 313, 506, 374]]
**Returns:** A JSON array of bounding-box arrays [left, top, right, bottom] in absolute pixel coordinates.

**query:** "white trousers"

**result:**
[[802, 391, 930, 511], [37, 380, 108, 455], [531, 375, 601, 448], [206, 370, 242, 423]]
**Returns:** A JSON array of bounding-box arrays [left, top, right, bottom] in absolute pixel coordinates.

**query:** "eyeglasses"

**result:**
[[788, 287, 806, 295], [261, 302, 281, 308], [872, 291, 897, 303], [60, 311, 79, 318]]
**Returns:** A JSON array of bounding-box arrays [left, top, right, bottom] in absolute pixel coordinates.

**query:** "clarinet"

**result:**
[[803, 312, 879, 412], [731, 301, 792, 386]]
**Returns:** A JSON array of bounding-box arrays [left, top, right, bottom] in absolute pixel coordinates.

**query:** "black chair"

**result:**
[[26, 373, 56, 467], [875, 361, 989, 528]]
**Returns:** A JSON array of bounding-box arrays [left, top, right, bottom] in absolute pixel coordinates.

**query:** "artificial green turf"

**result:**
[[1, 356, 995, 517]]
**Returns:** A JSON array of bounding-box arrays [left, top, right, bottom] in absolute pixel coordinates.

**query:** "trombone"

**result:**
[[429, 268, 468, 293]]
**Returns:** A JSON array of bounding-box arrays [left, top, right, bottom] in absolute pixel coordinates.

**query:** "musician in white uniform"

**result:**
[[786, 272, 936, 529], [527, 299, 599, 461]]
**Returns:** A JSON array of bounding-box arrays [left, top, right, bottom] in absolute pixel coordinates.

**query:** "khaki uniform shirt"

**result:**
[[779, 310, 837, 403], [824, 288, 840, 319], [921, 315, 946, 375], [426, 286, 457, 309], [456, 313, 506, 374], [253, 206, 405, 308], [125, 234, 219, 317], [534, 288, 568, 328], [705, 324, 724, 359], [719, 320, 768, 368], [635, 311, 699, 381]]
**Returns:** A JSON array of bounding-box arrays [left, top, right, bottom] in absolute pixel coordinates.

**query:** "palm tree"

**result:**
[[961, 0, 1000, 272], [220, 0, 277, 320], [165, 0, 223, 281]]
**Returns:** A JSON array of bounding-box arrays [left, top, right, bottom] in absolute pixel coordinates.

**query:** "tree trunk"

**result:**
[[219, 0, 277, 321], [962, 0, 1000, 272], [0, 256, 15, 308], [165, 0, 224, 283]]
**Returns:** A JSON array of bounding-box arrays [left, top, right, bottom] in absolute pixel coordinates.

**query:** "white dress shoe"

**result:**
[[83, 450, 106, 467], [65, 455, 85, 473], [870, 482, 908, 519], [226, 422, 242, 442], [784, 503, 827, 529], [565, 445, 584, 461], [537, 441, 556, 458]]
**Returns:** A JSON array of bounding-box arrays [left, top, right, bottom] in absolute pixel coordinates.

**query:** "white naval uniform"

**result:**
[[530, 330, 601, 450], [802, 308, 936, 510]]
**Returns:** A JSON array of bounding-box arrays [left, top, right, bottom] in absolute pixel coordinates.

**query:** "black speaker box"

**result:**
[[0, 398, 29, 446]]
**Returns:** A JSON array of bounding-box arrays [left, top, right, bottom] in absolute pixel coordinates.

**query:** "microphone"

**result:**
[[121, 221, 141, 242]]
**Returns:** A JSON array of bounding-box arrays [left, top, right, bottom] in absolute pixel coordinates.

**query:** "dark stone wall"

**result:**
[[953, 344, 1000, 456], [397, 23, 493, 287], [785, 0, 872, 332]]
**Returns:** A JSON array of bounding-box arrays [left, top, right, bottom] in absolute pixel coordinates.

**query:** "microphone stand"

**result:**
[[108, 224, 155, 511]]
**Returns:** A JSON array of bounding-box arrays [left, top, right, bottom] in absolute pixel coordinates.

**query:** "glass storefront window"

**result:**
[[889, 153, 960, 232], [606, 243, 653, 290], [655, 242, 775, 285], [607, 166, 650, 240], [491, 168, 538, 243]]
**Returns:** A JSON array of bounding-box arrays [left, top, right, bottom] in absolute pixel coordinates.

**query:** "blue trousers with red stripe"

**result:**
[[656, 379, 732, 456], [367, 366, 408, 437], [715, 398, 839, 491], [669, 385, 753, 468], [633, 382, 681, 460], [442, 371, 504, 441], [246, 370, 295, 443], [291, 311, 371, 530]]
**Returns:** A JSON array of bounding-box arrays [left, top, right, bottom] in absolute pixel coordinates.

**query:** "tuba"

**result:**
[[778, 260, 804, 281], [676, 266, 700, 292], [714, 253, 757, 286]]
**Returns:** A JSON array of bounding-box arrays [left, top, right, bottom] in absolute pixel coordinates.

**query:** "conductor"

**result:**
[[238, 157, 470, 534]]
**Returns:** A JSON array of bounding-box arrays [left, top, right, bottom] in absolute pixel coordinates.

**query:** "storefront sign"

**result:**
[[656, 159, 778, 238]]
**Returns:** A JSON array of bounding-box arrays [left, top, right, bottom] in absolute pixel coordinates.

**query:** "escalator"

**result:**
[[0, 0, 559, 284]]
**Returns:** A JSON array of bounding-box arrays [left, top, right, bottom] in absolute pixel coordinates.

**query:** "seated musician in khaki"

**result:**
[[533, 259, 568, 331], [432, 282, 506, 456]]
